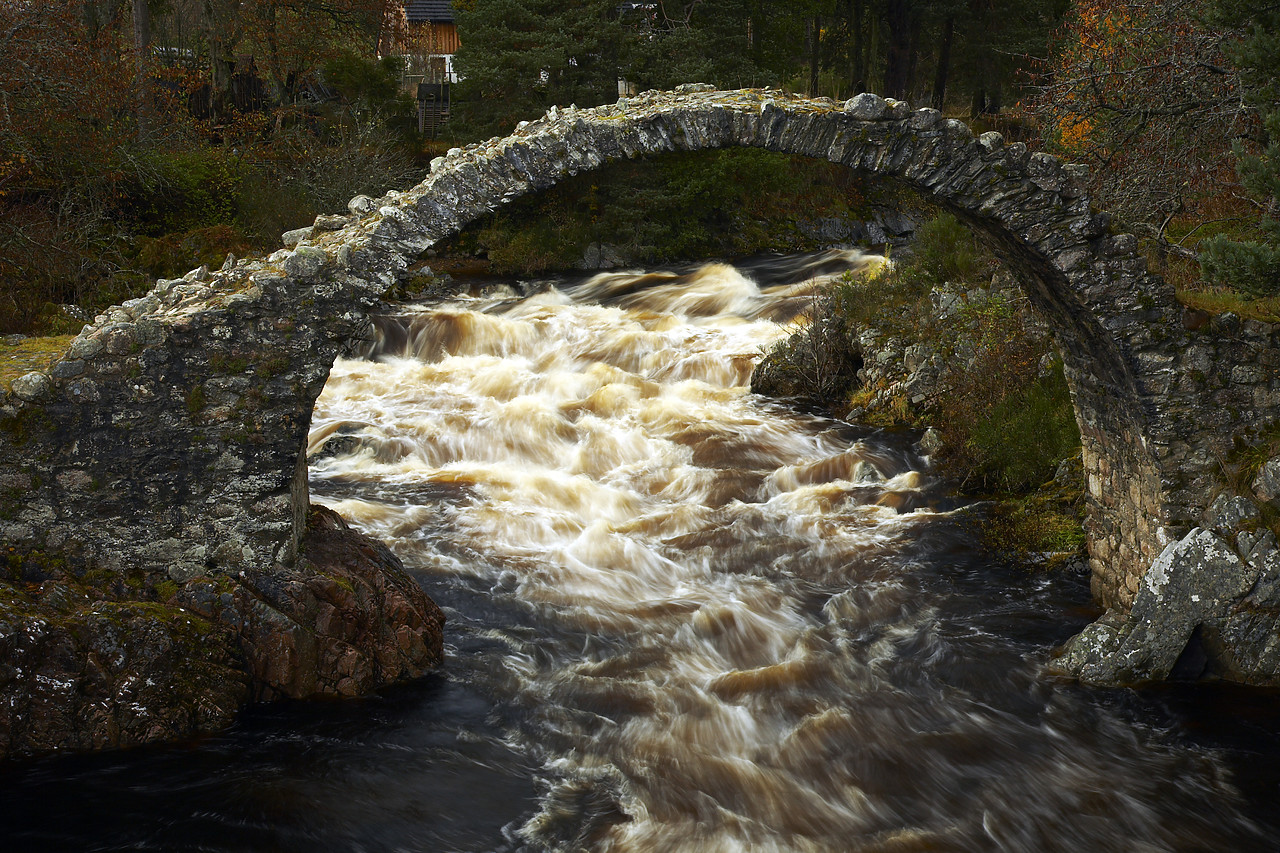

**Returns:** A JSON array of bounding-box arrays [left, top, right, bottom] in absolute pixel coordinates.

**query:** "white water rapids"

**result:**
[[305, 252, 1263, 852]]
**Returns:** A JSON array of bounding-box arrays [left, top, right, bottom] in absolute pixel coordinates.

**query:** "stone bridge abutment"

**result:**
[[2, 86, 1279, 709]]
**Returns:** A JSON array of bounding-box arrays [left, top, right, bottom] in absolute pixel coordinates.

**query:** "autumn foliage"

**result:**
[[1029, 0, 1253, 235], [0, 0, 419, 334]]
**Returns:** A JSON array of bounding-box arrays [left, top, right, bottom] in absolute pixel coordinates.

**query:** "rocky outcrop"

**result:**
[[1057, 491, 1280, 685], [203, 505, 446, 701], [0, 506, 443, 760], [843, 274, 1056, 421], [0, 586, 247, 758]]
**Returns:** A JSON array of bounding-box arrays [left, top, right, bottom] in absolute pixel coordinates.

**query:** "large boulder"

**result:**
[[0, 505, 445, 759], [210, 505, 446, 701], [1055, 499, 1280, 686], [0, 586, 248, 758]]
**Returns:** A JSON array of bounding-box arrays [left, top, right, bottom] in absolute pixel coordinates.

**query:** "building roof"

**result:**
[[405, 1, 454, 24]]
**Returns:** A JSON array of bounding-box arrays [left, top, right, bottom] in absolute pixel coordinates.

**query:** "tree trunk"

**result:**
[[809, 16, 821, 97], [210, 41, 235, 124], [904, 12, 919, 96], [884, 0, 911, 100], [848, 0, 866, 95], [932, 15, 953, 109], [132, 0, 151, 137], [132, 0, 149, 53]]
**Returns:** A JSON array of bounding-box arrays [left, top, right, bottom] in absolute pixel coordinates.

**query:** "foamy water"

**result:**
[[305, 253, 1264, 852]]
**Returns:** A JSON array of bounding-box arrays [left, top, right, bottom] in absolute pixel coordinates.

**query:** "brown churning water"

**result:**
[[308, 252, 1263, 852]]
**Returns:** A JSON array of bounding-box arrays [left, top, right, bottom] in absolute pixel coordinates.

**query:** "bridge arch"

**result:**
[[345, 86, 1189, 614], [2, 87, 1277, 691]]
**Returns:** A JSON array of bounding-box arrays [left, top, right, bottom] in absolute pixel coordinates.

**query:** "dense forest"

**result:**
[[1, 0, 1278, 334]]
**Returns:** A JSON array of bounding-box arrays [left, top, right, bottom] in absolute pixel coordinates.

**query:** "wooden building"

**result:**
[[396, 1, 458, 135], [402, 1, 459, 83]]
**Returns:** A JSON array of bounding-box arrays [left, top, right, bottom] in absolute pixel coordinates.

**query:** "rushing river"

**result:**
[[2, 252, 1280, 852]]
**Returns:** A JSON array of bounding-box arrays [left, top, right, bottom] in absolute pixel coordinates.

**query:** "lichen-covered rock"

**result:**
[[843, 92, 887, 121], [0, 585, 248, 759], [0, 505, 444, 760], [1255, 457, 1280, 504], [10, 371, 50, 401], [1056, 521, 1280, 686], [1203, 493, 1261, 535]]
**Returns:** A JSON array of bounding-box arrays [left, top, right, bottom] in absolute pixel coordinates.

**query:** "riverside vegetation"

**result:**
[[754, 212, 1088, 563], [436, 148, 910, 276]]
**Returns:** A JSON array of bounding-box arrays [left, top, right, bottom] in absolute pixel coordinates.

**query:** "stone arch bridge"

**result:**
[[3, 86, 1280, 707]]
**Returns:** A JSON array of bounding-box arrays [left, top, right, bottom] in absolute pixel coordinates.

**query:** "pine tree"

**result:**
[[1199, 1, 1280, 297], [452, 0, 623, 138]]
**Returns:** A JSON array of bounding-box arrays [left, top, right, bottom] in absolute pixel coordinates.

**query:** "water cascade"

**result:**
[[304, 252, 1266, 852], [0, 252, 1273, 852]]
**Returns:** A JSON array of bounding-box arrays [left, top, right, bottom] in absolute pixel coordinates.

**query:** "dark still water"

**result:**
[[2, 253, 1279, 852]]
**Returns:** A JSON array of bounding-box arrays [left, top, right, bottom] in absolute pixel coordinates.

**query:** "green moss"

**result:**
[[208, 353, 250, 374], [79, 567, 117, 586], [5, 548, 70, 577], [0, 406, 55, 448], [0, 335, 76, 391], [257, 355, 290, 378], [979, 483, 1088, 563], [225, 424, 254, 445], [324, 573, 356, 595], [1176, 287, 1280, 323], [186, 384, 208, 415], [0, 485, 24, 520]]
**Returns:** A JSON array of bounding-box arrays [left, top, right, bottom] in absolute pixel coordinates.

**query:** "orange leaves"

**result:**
[[1055, 113, 1095, 156], [1028, 0, 1250, 229], [1070, 2, 1132, 58]]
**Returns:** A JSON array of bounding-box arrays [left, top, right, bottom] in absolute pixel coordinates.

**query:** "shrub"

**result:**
[[443, 149, 901, 274], [903, 211, 989, 285], [1199, 233, 1280, 297], [752, 288, 864, 406], [124, 147, 242, 237], [755, 211, 1082, 501], [136, 225, 252, 280], [961, 365, 1081, 492]]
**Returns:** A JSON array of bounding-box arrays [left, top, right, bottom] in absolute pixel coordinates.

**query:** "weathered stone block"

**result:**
[[839, 92, 890, 120], [1059, 528, 1260, 684], [1203, 493, 1261, 535], [11, 372, 51, 401], [282, 227, 312, 248], [1254, 457, 1280, 504]]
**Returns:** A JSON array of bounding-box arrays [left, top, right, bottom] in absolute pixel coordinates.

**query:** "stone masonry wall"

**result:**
[[2, 85, 1279, 729]]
